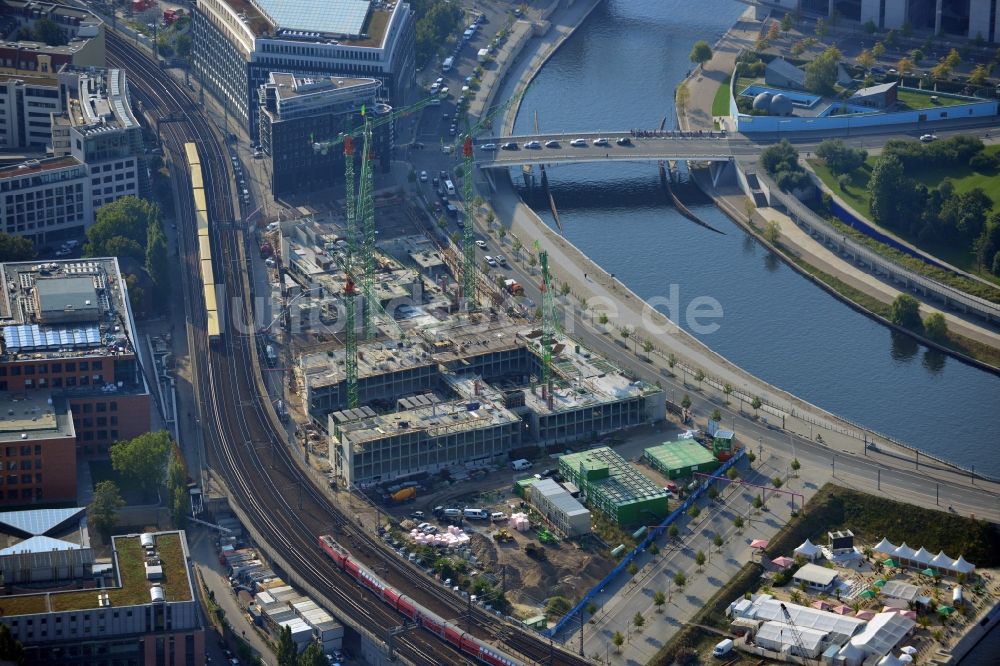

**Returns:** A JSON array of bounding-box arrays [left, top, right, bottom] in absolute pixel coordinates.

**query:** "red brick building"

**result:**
[[0, 258, 151, 505]]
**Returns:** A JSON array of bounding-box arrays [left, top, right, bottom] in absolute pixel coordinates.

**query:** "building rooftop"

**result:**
[[0, 156, 83, 179], [0, 531, 193, 617], [644, 438, 716, 471], [263, 72, 380, 120], [739, 595, 865, 639], [0, 258, 139, 364], [531, 478, 590, 518], [220, 0, 395, 46], [844, 611, 915, 657], [0, 1, 102, 56], [851, 81, 898, 98], [794, 563, 840, 586], [880, 580, 920, 602], [0, 391, 75, 443], [757, 620, 829, 653], [560, 446, 668, 506], [59, 68, 139, 135], [765, 57, 806, 86], [0, 506, 85, 538], [333, 396, 521, 447]]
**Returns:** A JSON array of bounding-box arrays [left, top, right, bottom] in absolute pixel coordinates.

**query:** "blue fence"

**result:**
[[828, 198, 954, 273], [546, 449, 746, 638]]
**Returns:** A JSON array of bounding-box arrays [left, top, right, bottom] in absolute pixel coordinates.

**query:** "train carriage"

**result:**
[[184, 142, 200, 168], [190, 166, 204, 191]]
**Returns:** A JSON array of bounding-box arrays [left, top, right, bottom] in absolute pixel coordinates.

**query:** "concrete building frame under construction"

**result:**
[[307, 320, 665, 487]]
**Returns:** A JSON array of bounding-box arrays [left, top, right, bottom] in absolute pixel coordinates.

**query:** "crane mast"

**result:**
[[461, 137, 476, 310], [540, 250, 554, 403], [779, 603, 807, 657]]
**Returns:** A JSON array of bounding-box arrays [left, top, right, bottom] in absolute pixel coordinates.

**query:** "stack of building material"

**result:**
[[509, 513, 530, 531]]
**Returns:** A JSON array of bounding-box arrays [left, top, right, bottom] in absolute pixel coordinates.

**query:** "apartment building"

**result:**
[[0, 155, 90, 246]]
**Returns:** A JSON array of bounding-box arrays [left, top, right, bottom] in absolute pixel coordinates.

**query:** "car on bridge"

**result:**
[[570, 138, 587, 147], [593, 137, 609, 146], [523, 140, 542, 149], [479, 143, 498, 151], [616, 137, 632, 146], [544, 140, 560, 148], [501, 141, 518, 150]]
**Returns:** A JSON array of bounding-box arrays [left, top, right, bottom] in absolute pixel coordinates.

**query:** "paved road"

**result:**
[[474, 132, 732, 166]]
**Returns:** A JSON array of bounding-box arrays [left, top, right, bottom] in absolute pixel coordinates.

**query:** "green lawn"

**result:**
[[711, 73, 733, 117], [895, 88, 972, 110], [809, 145, 1000, 283]]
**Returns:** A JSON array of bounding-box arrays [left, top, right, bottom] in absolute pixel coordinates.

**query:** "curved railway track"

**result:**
[[106, 31, 592, 666]]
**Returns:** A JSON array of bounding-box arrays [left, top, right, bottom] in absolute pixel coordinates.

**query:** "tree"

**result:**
[[668, 524, 680, 539], [753, 494, 764, 509], [924, 312, 948, 342], [612, 631, 625, 652], [668, 353, 677, 369], [747, 450, 756, 464], [175, 33, 192, 58], [767, 22, 780, 42], [650, 542, 660, 558], [681, 394, 692, 410], [780, 13, 792, 32], [945, 48, 961, 69], [88, 480, 125, 541], [633, 611, 645, 632], [816, 139, 868, 175], [688, 505, 701, 519], [598, 312, 609, 326], [675, 82, 690, 113], [277, 625, 297, 666], [814, 17, 827, 37], [931, 61, 952, 80], [711, 408, 722, 423], [619, 326, 631, 345], [643, 339, 654, 356], [805, 47, 841, 96], [167, 449, 190, 527], [689, 41, 713, 68], [764, 220, 781, 244], [32, 17, 68, 46], [969, 64, 989, 87], [869, 155, 915, 227], [0, 232, 35, 262], [790, 458, 801, 474], [0, 624, 24, 666], [86, 196, 161, 258], [889, 294, 923, 331], [726, 467, 739, 481], [856, 49, 875, 70], [653, 590, 666, 612], [714, 534, 724, 549], [910, 49, 924, 64], [759, 140, 800, 176], [586, 601, 598, 617], [110, 430, 173, 497], [896, 58, 914, 76], [733, 515, 745, 530], [695, 550, 706, 568], [673, 571, 687, 588], [723, 383, 733, 403], [298, 643, 326, 666], [751, 396, 762, 415], [694, 368, 705, 388], [772, 476, 784, 489], [627, 563, 638, 577], [872, 41, 886, 59], [146, 220, 169, 300]]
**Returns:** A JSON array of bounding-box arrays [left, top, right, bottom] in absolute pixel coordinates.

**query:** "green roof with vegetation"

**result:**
[[0, 531, 192, 616]]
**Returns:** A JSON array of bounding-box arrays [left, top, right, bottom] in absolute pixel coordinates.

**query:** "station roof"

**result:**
[[644, 439, 716, 471]]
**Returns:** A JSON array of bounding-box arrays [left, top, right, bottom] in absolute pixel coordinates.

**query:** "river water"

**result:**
[[509, 0, 1000, 477]]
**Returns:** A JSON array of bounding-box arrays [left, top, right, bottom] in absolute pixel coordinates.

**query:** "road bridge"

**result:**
[[473, 131, 735, 168]]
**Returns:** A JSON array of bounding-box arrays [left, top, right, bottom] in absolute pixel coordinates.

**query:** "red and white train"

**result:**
[[317, 535, 523, 666]]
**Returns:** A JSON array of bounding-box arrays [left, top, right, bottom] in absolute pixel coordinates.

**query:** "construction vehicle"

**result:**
[[493, 529, 514, 543], [503, 279, 524, 296], [390, 487, 417, 504]]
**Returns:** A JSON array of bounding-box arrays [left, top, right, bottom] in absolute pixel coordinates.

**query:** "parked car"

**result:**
[[544, 140, 560, 148], [523, 140, 541, 149], [479, 143, 498, 151], [419, 170, 428, 182], [501, 142, 518, 150], [616, 137, 632, 146], [593, 137, 609, 146], [570, 138, 587, 147]]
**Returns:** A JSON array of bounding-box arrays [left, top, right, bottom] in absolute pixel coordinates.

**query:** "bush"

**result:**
[[969, 151, 998, 172]]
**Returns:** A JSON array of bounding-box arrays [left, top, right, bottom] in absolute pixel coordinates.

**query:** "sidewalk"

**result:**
[[678, 8, 762, 131]]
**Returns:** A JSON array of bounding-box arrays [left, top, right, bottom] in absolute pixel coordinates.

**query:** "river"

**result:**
[[508, 0, 1000, 477]]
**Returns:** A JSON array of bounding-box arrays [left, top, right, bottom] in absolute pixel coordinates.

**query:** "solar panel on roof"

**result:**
[[257, 0, 371, 37], [0, 535, 82, 555], [1, 324, 102, 352], [0, 507, 86, 536]]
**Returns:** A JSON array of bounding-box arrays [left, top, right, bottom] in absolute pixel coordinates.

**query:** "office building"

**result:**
[[192, 0, 415, 135], [0, 391, 77, 502], [258, 72, 390, 197], [0, 155, 90, 245], [51, 67, 149, 202], [0, 520, 206, 665], [0, 258, 151, 505], [0, 0, 105, 73], [771, 0, 1000, 43], [0, 71, 62, 149]]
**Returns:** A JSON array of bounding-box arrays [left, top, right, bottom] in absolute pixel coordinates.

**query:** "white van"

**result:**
[[463, 508, 489, 520], [712, 639, 734, 657], [442, 56, 454, 72], [510, 459, 531, 471], [444, 179, 456, 196], [490, 511, 507, 522]]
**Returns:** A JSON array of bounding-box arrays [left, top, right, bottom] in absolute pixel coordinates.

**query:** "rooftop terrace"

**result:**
[[560, 446, 668, 506], [0, 531, 193, 617], [0, 391, 74, 443], [334, 397, 521, 446]]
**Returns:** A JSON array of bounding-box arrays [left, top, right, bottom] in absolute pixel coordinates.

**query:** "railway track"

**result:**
[[106, 31, 593, 666]]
